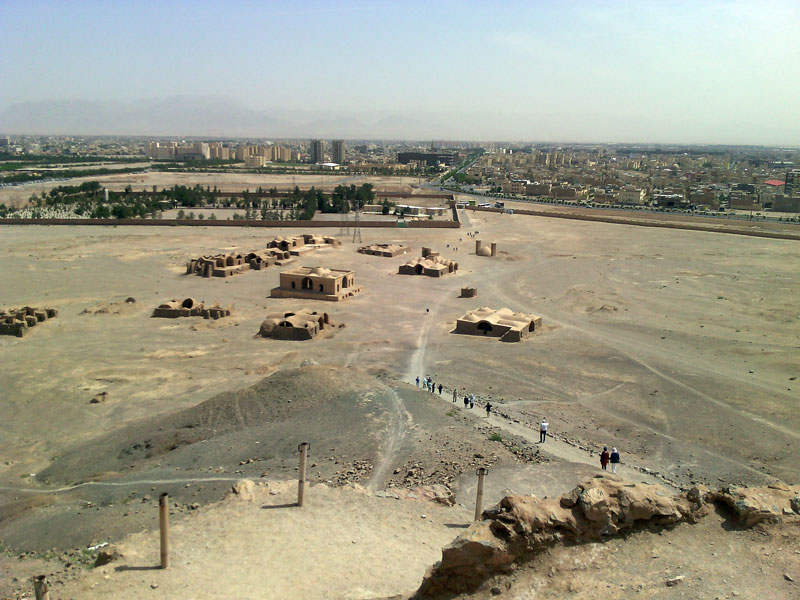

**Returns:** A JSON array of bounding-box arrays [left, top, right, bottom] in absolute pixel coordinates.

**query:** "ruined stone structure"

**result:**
[[152, 298, 230, 319], [257, 309, 340, 340], [0, 306, 57, 337], [460, 287, 477, 298], [455, 306, 542, 341], [186, 248, 294, 278], [357, 243, 410, 257], [475, 240, 497, 257], [268, 234, 341, 257], [186, 233, 339, 279], [270, 267, 363, 301], [186, 253, 250, 278], [399, 252, 458, 277]]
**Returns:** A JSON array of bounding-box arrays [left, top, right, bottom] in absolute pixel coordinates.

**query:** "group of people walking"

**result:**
[[414, 375, 622, 473], [600, 446, 621, 473], [416, 375, 443, 395]]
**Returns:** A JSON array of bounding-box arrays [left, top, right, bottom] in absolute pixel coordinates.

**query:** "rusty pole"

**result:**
[[297, 442, 309, 506], [159, 493, 169, 569], [474, 467, 488, 521], [33, 575, 49, 600]]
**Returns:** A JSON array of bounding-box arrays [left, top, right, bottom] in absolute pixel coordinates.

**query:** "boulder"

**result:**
[[231, 479, 256, 502], [710, 485, 800, 527]]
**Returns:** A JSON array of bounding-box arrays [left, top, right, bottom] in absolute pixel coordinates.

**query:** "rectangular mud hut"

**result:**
[[455, 307, 542, 342], [270, 267, 363, 301]]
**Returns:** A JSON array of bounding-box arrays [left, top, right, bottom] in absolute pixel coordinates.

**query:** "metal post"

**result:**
[[159, 493, 169, 569], [297, 442, 309, 506], [33, 575, 49, 600], [474, 467, 488, 521]]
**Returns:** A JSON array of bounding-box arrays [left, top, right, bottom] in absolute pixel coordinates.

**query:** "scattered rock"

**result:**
[[94, 547, 121, 567], [785, 573, 794, 582], [231, 479, 256, 502], [790, 496, 800, 514], [90, 391, 108, 404], [665, 575, 685, 587]]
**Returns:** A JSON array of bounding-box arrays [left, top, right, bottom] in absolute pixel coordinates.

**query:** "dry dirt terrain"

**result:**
[[1, 207, 798, 598]]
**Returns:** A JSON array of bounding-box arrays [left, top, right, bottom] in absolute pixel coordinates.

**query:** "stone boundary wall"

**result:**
[[465, 206, 800, 241], [0, 218, 460, 229]]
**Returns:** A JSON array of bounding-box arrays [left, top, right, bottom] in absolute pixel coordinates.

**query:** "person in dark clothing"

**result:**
[[452, 389, 457, 402], [416, 376, 420, 387], [610, 447, 621, 473], [600, 447, 610, 470], [485, 402, 492, 417], [463, 395, 469, 409], [438, 383, 443, 395]]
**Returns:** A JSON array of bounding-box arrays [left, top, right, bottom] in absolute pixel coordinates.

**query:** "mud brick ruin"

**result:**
[[268, 234, 341, 257], [455, 306, 542, 342], [186, 233, 340, 278], [271, 266, 363, 301], [257, 309, 341, 341], [0, 306, 57, 337], [475, 240, 497, 257], [186, 248, 293, 278], [357, 243, 410, 257], [399, 247, 458, 277], [460, 287, 477, 298], [152, 298, 231, 319]]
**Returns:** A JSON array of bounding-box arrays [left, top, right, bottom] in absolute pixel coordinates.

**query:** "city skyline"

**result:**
[[1, 1, 798, 145]]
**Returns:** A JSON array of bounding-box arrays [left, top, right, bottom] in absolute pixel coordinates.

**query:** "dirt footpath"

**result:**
[[56, 481, 469, 600]]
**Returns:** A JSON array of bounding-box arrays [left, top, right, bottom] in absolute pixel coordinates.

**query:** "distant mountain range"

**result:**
[[0, 96, 459, 140]]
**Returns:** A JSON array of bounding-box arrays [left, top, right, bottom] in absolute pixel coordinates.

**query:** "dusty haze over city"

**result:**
[[1, 2, 799, 600], [1, 1, 799, 144]]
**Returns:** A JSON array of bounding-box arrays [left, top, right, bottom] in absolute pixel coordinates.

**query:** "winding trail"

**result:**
[[366, 388, 411, 490]]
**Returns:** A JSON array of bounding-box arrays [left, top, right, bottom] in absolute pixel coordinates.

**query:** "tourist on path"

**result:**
[[464, 395, 469, 409], [469, 394, 474, 409], [539, 419, 549, 443], [600, 447, 610, 470], [416, 376, 420, 388], [438, 383, 443, 395], [610, 447, 620, 473], [452, 389, 457, 403], [486, 402, 492, 417]]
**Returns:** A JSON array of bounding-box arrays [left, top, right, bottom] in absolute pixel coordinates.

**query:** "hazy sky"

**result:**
[[1, 0, 798, 143]]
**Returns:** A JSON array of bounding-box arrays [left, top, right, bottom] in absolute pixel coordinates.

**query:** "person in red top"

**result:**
[[600, 447, 610, 470]]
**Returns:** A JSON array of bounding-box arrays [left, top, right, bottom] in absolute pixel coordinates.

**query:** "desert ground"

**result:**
[[1, 208, 799, 598]]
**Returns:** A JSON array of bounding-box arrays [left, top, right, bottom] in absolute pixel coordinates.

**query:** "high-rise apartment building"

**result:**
[[785, 170, 800, 197], [310, 139, 325, 163], [331, 140, 346, 164]]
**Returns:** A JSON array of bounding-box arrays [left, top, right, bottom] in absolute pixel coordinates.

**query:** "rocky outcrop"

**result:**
[[710, 483, 800, 527], [416, 475, 800, 598]]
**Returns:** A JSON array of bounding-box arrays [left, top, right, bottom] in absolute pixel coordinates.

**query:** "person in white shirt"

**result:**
[[539, 419, 549, 443]]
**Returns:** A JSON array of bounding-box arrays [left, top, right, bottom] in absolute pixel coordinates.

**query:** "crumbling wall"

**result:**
[[152, 299, 230, 319], [0, 306, 58, 337]]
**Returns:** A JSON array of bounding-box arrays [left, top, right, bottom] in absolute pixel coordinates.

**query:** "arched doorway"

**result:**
[[301, 277, 313, 290], [477, 321, 493, 335]]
